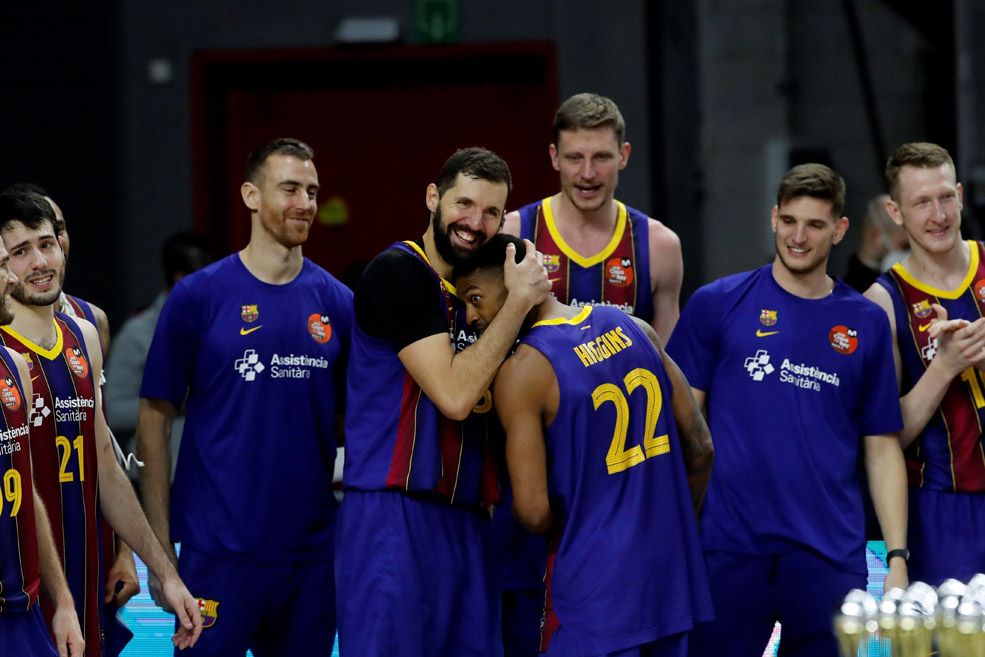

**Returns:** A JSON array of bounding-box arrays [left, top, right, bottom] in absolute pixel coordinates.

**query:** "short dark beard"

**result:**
[[431, 207, 473, 267], [0, 299, 13, 325]]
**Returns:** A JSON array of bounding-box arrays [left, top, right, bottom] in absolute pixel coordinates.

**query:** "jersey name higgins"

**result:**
[[0, 424, 28, 454], [572, 327, 634, 368], [270, 353, 329, 379], [55, 396, 95, 423], [779, 358, 841, 391], [570, 298, 634, 314]]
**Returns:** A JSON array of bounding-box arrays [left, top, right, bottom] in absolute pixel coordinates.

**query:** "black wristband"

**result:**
[[886, 548, 910, 564]]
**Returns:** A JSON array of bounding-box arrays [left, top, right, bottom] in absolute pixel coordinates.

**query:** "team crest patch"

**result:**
[[241, 304, 259, 323], [976, 279, 985, 301], [911, 300, 932, 319], [307, 313, 333, 344], [829, 325, 859, 355], [543, 254, 561, 274], [0, 377, 21, 410], [64, 347, 89, 378], [605, 257, 634, 287], [759, 309, 778, 327], [198, 598, 219, 629]]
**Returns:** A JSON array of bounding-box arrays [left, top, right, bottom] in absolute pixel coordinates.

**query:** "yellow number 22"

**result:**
[[593, 367, 670, 475]]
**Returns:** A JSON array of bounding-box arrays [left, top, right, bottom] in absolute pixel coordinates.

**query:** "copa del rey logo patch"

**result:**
[[0, 377, 21, 410], [307, 313, 332, 344], [828, 325, 859, 355], [65, 347, 89, 378]]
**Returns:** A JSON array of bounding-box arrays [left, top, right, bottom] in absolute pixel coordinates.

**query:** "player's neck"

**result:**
[[552, 193, 618, 233], [7, 299, 57, 349], [902, 239, 970, 290], [532, 297, 580, 324], [239, 236, 304, 285], [770, 260, 834, 299]]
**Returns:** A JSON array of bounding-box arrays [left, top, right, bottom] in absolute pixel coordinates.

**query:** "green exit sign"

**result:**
[[415, 0, 460, 43]]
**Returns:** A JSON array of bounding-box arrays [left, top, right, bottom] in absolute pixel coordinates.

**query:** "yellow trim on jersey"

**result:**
[[541, 198, 627, 268], [403, 240, 457, 295], [532, 305, 593, 328], [890, 240, 979, 300], [1, 321, 64, 360]]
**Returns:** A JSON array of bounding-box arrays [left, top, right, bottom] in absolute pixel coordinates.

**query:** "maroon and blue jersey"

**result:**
[[876, 240, 985, 492], [520, 305, 711, 653], [140, 254, 352, 560], [0, 315, 102, 655], [0, 348, 39, 614], [517, 198, 654, 324], [668, 265, 902, 567], [344, 241, 499, 507]]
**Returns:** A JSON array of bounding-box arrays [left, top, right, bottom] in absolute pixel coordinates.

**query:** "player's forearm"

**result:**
[[99, 445, 179, 580], [413, 294, 530, 421], [864, 433, 908, 553], [899, 360, 957, 447], [34, 489, 75, 609], [136, 401, 174, 551], [681, 419, 713, 513]]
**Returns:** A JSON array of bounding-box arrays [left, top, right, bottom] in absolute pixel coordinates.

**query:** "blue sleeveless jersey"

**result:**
[[344, 241, 499, 508], [0, 348, 38, 614], [521, 305, 711, 653], [0, 315, 103, 654], [667, 265, 902, 566], [876, 240, 985, 492], [141, 254, 352, 560], [517, 198, 654, 323]]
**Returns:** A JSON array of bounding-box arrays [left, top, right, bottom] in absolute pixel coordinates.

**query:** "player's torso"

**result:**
[[0, 316, 103, 647], [0, 350, 39, 613], [525, 306, 704, 649], [345, 242, 497, 507], [519, 199, 653, 323], [879, 243, 985, 491]]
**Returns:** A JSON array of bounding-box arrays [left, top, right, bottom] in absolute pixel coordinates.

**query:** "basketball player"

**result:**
[[0, 182, 138, 656], [337, 147, 550, 656], [499, 92, 685, 656], [452, 234, 713, 657], [0, 190, 201, 655], [503, 92, 682, 341], [866, 142, 985, 584], [0, 231, 85, 657], [138, 138, 351, 656], [667, 164, 908, 657]]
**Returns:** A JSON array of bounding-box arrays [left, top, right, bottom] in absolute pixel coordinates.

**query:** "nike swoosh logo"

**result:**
[[918, 322, 932, 332], [756, 330, 779, 337], [240, 326, 263, 336], [31, 376, 39, 382]]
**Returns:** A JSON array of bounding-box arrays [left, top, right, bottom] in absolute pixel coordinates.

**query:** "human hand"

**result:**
[[503, 239, 551, 311], [162, 577, 203, 650], [104, 547, 140, 607], [51, 603, 85, 657]]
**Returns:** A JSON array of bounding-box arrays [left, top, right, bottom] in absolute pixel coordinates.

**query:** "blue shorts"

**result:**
[[0, 605, 58, 657], [548, 627, 687, 657], [335, 490, 500, 657], [501, 589, 543, 657], [689, 549, 865, 657], [176, 547, 335, 657], [908, 487, 985, 585]]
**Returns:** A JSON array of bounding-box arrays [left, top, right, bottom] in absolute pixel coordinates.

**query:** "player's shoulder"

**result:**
[[831, 279, 892, 323], [300, 258, 354, 298]]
